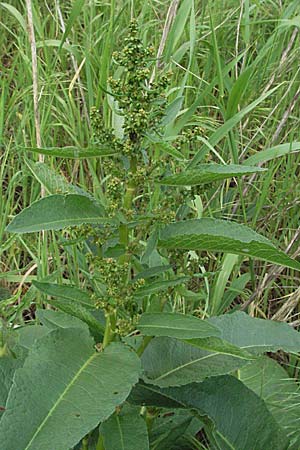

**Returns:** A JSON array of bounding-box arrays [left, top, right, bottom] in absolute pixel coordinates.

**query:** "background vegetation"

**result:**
[[1, 0, 300, 449]]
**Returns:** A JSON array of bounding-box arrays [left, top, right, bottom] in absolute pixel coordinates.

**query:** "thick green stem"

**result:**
[[102, 312, 115, 349], [81, 436, 89, 450], [136, 336, 153, 356], [96, 434, 105, 450], [119, 156, 137, 256]]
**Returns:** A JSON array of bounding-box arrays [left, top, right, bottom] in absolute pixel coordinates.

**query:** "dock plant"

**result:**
[[1, 18, 300, 450]]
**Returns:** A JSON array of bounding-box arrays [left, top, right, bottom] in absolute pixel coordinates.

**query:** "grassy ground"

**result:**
[[1, 1, 300, 330]]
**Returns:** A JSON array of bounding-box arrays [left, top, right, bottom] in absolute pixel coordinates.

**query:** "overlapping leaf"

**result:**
[[209, 311, 300, 353], [0, 329, 141, 450], [100, 405, 149, 450], [6, 194, 114, 233], [158, 164, 265, 186], [33, 281, 94, 309], [129, 376, 289, 450], [138, 312, 220, 340], [159, 218, 300, 270], [141, 336, 254, 387], [21, 146, 120, 158], [240, 356, 300, 449]]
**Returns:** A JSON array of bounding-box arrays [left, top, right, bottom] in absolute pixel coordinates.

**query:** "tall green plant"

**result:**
[[2, 20, 300, 450]]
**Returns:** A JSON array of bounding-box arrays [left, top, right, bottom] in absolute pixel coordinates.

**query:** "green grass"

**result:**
[[1, 0, 300, 315]]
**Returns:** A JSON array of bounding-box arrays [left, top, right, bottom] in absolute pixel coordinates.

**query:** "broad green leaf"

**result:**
[[184, 337, 255, 360], [138, 313, 220, 339], [141, 337, 253, 387], [33, 281, 94, 309], [25, 161, 92, 198], [0, 329, 141, 450], [36, 309, 89, 332], [134, 277, 189, 298], [100, 405, 149, 450], [158, 164, 265, 186], [6, 194, 114, 233], [21, 146, 120, 158], [44, 298, 104, 335], [16, 326, 50, 350], [0, 348, 25, 417], [158, 218, 300, 271], [244, 142, 300, 165], [240, 356, 300, 449], [129, 376, 289, 450], [209, 311, 300, 353]]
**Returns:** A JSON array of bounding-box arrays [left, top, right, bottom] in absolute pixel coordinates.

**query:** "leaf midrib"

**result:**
[[151, 351, 244, 382], [140, 324, 216, 336], [10, 216, 110, 231], [24, 351, 98, 450]]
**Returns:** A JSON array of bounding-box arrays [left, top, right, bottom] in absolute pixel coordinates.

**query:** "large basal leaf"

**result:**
[[0, 348, 25, 417], [208, 311, 300, 353], [16, 326, 50, 350], [240, 356, 300, 449], [100, 404, 149, 450], [158, 218, 300, 271], [138, 312, 221, 339], [158, 164, 265, 186], [129, 376, 289, 450], [0, 329, 141, 450], [141, 336, 253, 387], [21, 145, 120, 158], [6, 194, 114, 233]]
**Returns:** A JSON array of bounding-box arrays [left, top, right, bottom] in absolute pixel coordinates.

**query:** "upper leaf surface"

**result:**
[[129, 376, 289, 450], [0, 348, 25, 417], [158, 218, 300, 270], [240, 356, 300, 448], [141, 336, 253, 387], [33, 281, 94, 309], [158, 164, 265, 186], [21, 146, 120, 158], [6, 194, 114, 233], [100, 405, 149, 450], [138, 312, 220, 339], [0, 329, 141, 450], [209, 311, 300, 354], [36, 309, 89, 331]]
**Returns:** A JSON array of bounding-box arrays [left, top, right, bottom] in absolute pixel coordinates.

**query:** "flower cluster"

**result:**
[[90, 107, 121, 152], [108, 19, 171, 155], [90, 257, 145, 316], [174, 126, 203, 149]]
